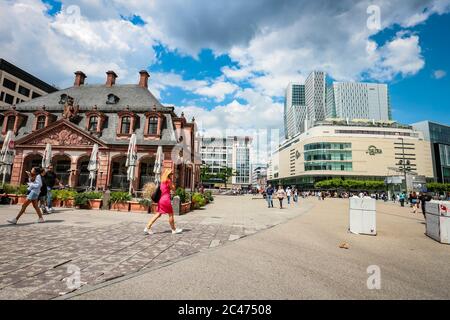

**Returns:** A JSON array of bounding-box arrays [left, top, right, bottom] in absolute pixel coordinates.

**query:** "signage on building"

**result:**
[[296, 151, 301, 160], [366, 145, 382, 156]]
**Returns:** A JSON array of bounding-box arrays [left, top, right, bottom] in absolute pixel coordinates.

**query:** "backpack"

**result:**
[[151, 184, 161, 203], [39, 178, 48, 198]]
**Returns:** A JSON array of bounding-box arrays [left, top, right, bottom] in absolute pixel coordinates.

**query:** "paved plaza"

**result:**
[[0, 195, 307, 300], [0, 195, 449, 300]]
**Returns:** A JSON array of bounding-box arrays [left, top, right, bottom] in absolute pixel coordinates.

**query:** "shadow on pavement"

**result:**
[[0, 220, 65, 228]]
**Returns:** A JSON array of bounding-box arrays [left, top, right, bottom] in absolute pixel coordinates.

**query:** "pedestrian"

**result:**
[[144, 168, 183, 235], [7, 167, 45, 224], [265, 184, 274, 208], [38, 169, 48, 215], [286, 187, 292, 205], [44, 165, 58, 213], [293, 188, 299, 204], [317, 191, 321, 200], [276, 186, 286, 209], [399, 192, 406, 207], [418, 192, 432, 219], [411, 192, 419, 213]]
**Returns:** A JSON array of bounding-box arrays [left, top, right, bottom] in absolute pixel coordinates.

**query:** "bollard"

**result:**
[[173, 196, 181, 216], [102, 189, 111, 210]]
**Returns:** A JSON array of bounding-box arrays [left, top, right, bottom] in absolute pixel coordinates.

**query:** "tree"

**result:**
[[217, 166, 237, 189], [200, 165, 212, 183]]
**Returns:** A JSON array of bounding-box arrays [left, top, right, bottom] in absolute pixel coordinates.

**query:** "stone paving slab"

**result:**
[[0, 195, 307, 300]]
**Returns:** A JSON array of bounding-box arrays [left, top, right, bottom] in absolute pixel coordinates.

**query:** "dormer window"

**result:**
[[2, 109, 26, 135], [59, 94, 68, 104], [106, 94, 120, 105], [85, 110, 106, 134], [88, 116, 98, 131], [148, 117, 158, 135], [36, 116, 46, 130], [144, 112, 163, 138], [121, 116, 131, 134], [117, 110, 136, 137]]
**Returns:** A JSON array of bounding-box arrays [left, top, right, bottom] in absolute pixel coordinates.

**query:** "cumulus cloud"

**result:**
[[433, 70, 447, 79]]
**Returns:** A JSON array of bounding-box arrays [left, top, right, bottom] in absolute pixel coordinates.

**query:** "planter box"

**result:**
[[181, 202, 191, 214], [111, 202, 130, 212], [7, 194, 18, 205], [129, 201, 150, 213], [53, 199, 63, 207], [64, 199, 75, 208], [17, 195, 27, 205], [89, 199, 102, 210]]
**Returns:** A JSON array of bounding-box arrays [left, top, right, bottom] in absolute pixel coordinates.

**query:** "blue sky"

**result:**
[[1, 0, 449, 137]]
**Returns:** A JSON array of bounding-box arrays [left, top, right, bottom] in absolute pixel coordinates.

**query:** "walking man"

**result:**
[[286, 187, 292, 205], [44, 165, 58, 214], [266, 184, 274, 208]]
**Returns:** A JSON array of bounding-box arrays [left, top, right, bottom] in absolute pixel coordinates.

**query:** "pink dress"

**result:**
[[157, 180, 173, 214]]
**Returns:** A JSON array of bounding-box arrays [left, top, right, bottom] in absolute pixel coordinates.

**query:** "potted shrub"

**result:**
[[204, 191, 214, 203], [3, 184, 18, 204], [16, 185, 28, 205], [60, 189, 77, 208], [110, 192, 131, 211], [74, 192, 90, 209], [176, 188, 192, 214], [191, 192, 206, 210], [51, 189, 63, 207], [87, 191, 103, 210], [129, 198, 152, 213]]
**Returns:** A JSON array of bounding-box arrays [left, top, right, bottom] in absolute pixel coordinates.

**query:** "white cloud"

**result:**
[[194, 80, 239, 102], [433, 70, 447, 79]]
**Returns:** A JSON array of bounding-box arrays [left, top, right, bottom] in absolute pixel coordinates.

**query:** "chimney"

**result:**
[[74, 71, 87, 86], [139, 70, 150, 88], [106, 71, 118, 87]]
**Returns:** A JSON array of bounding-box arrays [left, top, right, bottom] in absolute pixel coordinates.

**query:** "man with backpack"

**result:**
[[39, 169, 48, 214], [265, 184, 274, 208]]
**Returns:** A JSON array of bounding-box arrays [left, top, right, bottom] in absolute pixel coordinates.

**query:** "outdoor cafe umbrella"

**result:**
[[87, 143, 99, 190], [0, 130, 15, 187], [153, 145, 164, 184], [126, 134, 137, 194], [41, 143, 52, 169]]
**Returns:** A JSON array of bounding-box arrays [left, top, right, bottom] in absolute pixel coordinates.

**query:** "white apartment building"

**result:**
[[306, 71, 327, 128], [327, 82, 391, 121], [200, 136, 252, 189], [284, 83, 306, 138]]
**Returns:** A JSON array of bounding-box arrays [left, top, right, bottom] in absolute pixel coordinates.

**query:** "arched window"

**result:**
[[36, 115, 46, 130], [121, 116, 131, 134], [6, 116, 15, 131], [148, 117, 158, 135], [88, 116, 98, 131]]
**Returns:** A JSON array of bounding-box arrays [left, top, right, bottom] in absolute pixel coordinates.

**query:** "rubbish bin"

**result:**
[[349, 197, 377, 236], [425, 201, 450, 244]]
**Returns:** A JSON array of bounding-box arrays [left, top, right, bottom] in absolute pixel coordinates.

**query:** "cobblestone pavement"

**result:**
[[0, 195, 309, 300]]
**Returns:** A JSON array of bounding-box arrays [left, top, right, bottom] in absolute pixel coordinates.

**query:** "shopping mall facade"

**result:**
[[268, 120, 434, 190]]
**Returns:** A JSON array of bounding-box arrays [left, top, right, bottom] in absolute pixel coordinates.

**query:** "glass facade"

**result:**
[[304, 142, 352, 172]]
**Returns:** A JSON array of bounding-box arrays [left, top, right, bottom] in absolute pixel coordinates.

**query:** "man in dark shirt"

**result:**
[[44, 165, 58, 214], [418, 192, 432, 219], [266, 184, 274, 208]]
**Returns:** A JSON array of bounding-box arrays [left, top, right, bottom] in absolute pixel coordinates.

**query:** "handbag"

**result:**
[[151, 184, 161, 203]]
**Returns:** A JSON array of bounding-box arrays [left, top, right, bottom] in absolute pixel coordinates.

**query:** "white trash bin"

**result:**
[[425, 201, 450, 244], [349, 197, 377, 236]]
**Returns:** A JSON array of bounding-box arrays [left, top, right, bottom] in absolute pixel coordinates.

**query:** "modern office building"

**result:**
[[0, 59, 58, 107], [284, 83, 306, 138], [269, 119, 433, 189], [251, 164, 268, 189], [412, 121, 450, 183], [305, 71, 327, 129], [326, 82, 391, 121], [200, 136, 252, 189]]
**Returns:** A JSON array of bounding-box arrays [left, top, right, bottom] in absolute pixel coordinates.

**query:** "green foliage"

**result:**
[[204, 190, 214, 202], [85, 191, 103, 200], [74, 193, 89, 206], [315, 179, 386, 191], [427, 182, 450, 193], [53, 189, 77, 201], [175, 187, 188, 203], [200, 165, 212, 182], [110, 191, 132, 204], [138, 198, 152, 207], [16, 185, 28, 195], [192, 192, 206, 209], [2, 184, 17, 194]]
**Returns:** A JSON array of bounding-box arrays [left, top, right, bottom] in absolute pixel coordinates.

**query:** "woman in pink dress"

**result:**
[[144, 168, 183, 235]]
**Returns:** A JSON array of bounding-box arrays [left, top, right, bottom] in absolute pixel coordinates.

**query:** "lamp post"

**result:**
[[397, 137, 412, 192]]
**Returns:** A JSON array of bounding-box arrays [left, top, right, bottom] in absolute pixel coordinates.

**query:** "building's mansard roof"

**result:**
[[0, 83, 184, 146]]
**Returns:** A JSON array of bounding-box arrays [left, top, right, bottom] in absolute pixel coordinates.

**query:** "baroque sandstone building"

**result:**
[[0, 70, 201, 191]]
